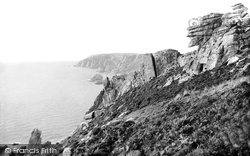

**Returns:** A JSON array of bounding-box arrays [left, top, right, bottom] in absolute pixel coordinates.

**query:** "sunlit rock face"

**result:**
[[153, 49, 181, 76], [178, 51, 196, 73], [182, 3, 250, 75], [187, 13, 223, 48], [222, 3, 250, 27]]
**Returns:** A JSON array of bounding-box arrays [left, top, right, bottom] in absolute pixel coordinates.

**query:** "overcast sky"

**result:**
[[0, 0, 250, 62]]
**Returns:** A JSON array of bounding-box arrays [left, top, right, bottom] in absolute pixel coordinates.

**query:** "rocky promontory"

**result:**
[[62, 3, 250, 156], [75, 53, 157, 75], [5, 3, 249, 156]]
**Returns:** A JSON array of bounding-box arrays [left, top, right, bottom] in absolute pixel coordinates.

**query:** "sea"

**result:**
[[0, 62, 104, 144]]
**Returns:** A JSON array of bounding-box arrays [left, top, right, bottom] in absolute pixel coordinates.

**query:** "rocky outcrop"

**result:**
[[185, 3, 250, 76], [28, 128, 42, 150], [84, 62, 157, 121], [89, 74, 104, 85], [153, 49, 181, 76], [188, 13, 223, 47], [84, 74, 140, 121], [85, 75, 129, 117], [64, 3, 250, 156]]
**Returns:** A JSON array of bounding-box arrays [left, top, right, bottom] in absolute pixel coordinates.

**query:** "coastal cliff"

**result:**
[[62, 3, 250, 156], [75, 53, 156, 75], [2, 3, 247, 156]]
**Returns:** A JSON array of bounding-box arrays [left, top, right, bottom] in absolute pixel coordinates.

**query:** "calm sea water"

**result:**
[[0, 62, 103, 144]]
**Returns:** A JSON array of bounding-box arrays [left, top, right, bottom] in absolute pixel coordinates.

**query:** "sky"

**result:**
[[0, 0, 250, 62]]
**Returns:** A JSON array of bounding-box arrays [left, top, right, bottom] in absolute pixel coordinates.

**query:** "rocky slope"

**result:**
[[68, 57, 250, 156], [63, 3, 250, 156], [83, 49, 182, 121]]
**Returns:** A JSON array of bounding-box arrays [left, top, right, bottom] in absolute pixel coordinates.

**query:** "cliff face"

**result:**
[[76, 53, 156, 75], [64, 3, 250, 156], [78, 49, 182, 121], [183, 4, 250, 76], [84, 64, 153, 120], [83, 49, 182, 121], [153, 49, 181, 76]]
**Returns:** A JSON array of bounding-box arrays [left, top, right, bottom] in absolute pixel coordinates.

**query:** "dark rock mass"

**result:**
[[62, 3, 250, 156], [0, 145, 8, 155], [28, 128, 42, 150]]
